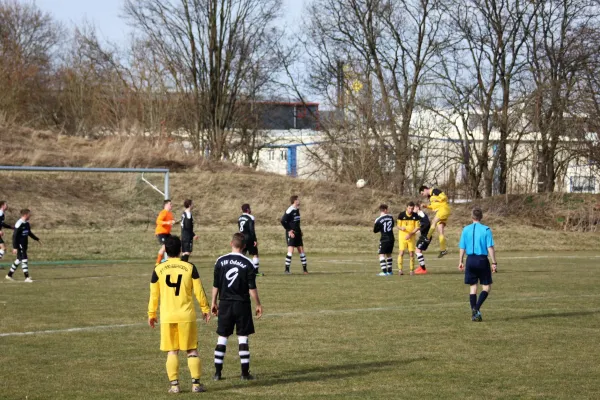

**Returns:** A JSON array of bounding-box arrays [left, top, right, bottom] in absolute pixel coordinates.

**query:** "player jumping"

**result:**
[[180, 199, 198, 262], [413, 203, 431, 275], [397, 201, 420, 276], [0, 201, 14, 260], [155, 199, 175, 264], [6, 209, 40, 283], [148, 235, 211, 394], [419, 185, 451, 258], [373, 204, 394, 276], [211, 233, 263, 381], [281, 195, 307, 274], [239, 204, 262, 276]]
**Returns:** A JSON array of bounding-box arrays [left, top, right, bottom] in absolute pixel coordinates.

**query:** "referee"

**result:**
[[458, 208, 497, 322]]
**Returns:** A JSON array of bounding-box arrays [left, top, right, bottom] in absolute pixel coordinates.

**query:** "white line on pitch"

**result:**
[[2, 293, 600, 338]]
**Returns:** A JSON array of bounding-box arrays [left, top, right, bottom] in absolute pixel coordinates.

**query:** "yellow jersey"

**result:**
[[428, 188, 449, 212], [397, 211, 420, 237], [148, 258, 210, 323]]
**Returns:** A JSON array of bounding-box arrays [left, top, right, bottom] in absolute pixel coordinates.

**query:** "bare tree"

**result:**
[[0, 0, 63, 124], [123, 0, 282, 159]]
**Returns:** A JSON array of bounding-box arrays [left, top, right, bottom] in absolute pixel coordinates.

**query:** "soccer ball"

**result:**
[[356, 179, 366, 188]]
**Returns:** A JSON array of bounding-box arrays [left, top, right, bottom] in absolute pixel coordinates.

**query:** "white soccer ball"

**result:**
[[356, 179, 366, 188]]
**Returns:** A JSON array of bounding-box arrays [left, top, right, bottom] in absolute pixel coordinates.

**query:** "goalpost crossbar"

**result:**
[[0, 166, 170, 199]]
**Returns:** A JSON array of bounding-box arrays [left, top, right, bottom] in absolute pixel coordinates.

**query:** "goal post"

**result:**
[[0, 166, 170, 199]]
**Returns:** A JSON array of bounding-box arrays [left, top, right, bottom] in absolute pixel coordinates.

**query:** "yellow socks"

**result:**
[[439, 234, 447, 252], [166, 353, 179, 382], [409, 255, 415, 271], [397, 255, 404, 271], [188, 355, 202, 381]]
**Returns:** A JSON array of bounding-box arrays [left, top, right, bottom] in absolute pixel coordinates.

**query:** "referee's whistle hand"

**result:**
[[256, 305, 263, 319]]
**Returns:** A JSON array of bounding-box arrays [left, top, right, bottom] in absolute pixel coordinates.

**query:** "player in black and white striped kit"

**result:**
[[373, 204, 395, 276], [0, 201, 14, 260], [6, 209, 40, 283], [280, 195, 307, 274], [238, 204, 262, 276], [180, 199, 198, 262], [211, 233, 263, 381]]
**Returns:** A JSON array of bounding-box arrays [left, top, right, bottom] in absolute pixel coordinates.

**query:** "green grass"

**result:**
[[1, 253, 600, 399], [2, 225, 600, 263]]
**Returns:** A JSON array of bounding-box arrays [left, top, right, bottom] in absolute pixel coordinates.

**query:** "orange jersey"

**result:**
[[155, 210, 175, 235]]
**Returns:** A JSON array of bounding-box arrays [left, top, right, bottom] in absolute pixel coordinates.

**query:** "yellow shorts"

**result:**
[[435, 206, 451, 224], [160, 322, 198, 352], [399, 238, 416, 252]]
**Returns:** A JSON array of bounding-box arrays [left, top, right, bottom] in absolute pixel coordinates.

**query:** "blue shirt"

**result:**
[[459, 222, 494, 256]]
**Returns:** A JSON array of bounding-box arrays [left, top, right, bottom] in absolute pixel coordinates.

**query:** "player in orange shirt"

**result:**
[[156, 199, 175, 264]]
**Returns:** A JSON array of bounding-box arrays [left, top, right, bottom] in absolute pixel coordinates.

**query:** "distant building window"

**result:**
[[280, 150, 287, 161], [571, 176, 595, 193], [268, 150, 275, 161]]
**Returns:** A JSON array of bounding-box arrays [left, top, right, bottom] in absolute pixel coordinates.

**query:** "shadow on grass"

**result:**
[[499, 310, 600, 321], [209, 357, 425, 391]]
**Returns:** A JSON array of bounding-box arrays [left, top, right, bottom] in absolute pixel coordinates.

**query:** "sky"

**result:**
[[35, 0, 307, 44]]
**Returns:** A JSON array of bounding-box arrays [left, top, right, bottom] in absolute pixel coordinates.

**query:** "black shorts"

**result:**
[[378, 240, 394, 255], [243, 242, 259, 256], [416, 235, 430, 251], [465, 256, 493, 285], [216, 301, 255, 337], [16, 245, 28, 261], [181, 238, 193, 253], [156, 234, 171, 246], [286, 232, 303, 248]]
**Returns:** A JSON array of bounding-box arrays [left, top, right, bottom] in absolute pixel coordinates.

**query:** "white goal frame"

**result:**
[[0, 166, 170, 199]]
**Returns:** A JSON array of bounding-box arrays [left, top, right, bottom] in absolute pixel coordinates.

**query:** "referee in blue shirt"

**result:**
[[458, 208, 497, 322]]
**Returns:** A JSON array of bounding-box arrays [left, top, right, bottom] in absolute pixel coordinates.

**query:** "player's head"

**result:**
[[164, 199, 172, 211], [472, 207, 483, 222], [242, 203, 251, 214], [413, 203, 421, 212], [165, 235, 182, 258], [406, 201, 415, 214], [419, 185, 430, 196], [231, 232, 246, 252], [184, 199, 193, 209], [379, 204, 388, 214], [0, 201, 6, 211], [20, 209, 31, 220], [290, 195, 300, 208]]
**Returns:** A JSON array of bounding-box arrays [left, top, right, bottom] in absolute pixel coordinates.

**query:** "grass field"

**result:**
[[2, 252, 600, 399]]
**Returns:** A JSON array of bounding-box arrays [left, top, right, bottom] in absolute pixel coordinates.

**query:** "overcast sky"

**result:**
[[36, 0, 307, 44]]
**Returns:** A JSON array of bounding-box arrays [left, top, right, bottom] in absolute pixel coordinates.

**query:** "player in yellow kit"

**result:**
[[148, 235, 211, 394], [419, 185, 451, 258], [397, 202, 420, 276]]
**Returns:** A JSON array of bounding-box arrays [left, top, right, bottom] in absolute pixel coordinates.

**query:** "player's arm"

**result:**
[[12, 224, 21, 249], [409, 220, 420, 237], [458, 229, 467, 271], [28, 231, 40, 242], [156, 211, 173, 226], [191, 265, 210, 322], [247, 266, 262, 318], [373, 221, 380, 233], [211, 263, 220, 315], [1, 222, 13, 229], [487, 229, 497, 271], [280, 212, 291, 231], [148, 271, 160, 328]]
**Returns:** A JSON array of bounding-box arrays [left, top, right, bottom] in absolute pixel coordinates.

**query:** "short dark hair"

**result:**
[[379, 204, 388, 212], [232, 232, 246, 250], [290, 195, 299, 204], [0, 201, 6, 208], [184, 199, 192, 208], [472, 207, 483, 221], [413, 202, 421, 208], [164, 199, 172, 206], [242, 203, 251, 213], [419, 185, 429, 193], [407, 201, 415, 207], [165, 235, 182, 258], [20, 208, 30, 216]]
